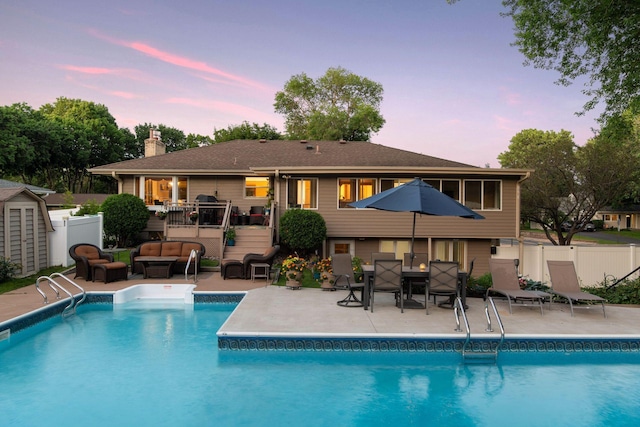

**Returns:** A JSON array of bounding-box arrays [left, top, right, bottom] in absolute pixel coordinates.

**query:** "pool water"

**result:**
[[1, 303, 640, 426]]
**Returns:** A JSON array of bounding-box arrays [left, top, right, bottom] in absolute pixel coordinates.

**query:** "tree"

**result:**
[[213, 121, 282, 143], [101, 193, 150, 247], [279, 209, 327, 257], [274, 67, 385, 141], [186, 133, 214, 148], [502, 0, 640, 118], [499, 129, 640, 244]]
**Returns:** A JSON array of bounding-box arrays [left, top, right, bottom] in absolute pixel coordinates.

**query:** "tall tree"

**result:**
[[39, 97, 131, 193], [502, 0, 640, 118], [499, 129, 640, 244], [213, 121, 282, 143], [274, 67, 385, 141], [186, 133, 214, 148]]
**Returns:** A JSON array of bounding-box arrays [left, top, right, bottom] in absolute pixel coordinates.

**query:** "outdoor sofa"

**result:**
[[130, 240, 206, 275]]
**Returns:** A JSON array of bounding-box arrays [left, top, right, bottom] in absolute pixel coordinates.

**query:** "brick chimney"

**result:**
[[144, 128, 166, 157]]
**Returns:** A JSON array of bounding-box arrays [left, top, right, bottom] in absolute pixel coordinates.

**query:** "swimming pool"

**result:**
[[1, 301, 640, 426]]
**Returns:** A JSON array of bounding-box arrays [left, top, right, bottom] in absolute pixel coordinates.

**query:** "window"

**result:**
[[287, 178, 318, 209], [245, 177, 270, 198], [464, 180, 501, 210], [424, 179, 461, 202], [380, 240, 411, 260], [434, 240, 466, 268], [144, 177, 173, 205], [339, 178, 375, 208], [331, 240, 354, 256], [380, 178, 412, 192]]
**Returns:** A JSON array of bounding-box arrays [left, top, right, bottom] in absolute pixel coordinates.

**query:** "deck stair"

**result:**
[[455, 297, 505, 364], [222, 227, 272, 259]]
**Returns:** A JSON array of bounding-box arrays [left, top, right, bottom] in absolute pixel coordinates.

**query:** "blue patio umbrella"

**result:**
[[349, 178, 484, 267]]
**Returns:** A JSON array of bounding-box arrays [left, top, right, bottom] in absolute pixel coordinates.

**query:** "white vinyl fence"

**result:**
[[48, 210, 104, 267], [495, 243, 640, 287]]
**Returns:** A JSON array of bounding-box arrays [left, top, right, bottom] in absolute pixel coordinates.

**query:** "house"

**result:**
[[42, 193, 110, 209], [0, 187, 54, 276], [596, 205, 640, 230], [89, 136, 529, 276]]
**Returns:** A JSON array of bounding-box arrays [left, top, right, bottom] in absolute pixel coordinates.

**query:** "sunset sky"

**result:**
[[0, 0, 601, 167]]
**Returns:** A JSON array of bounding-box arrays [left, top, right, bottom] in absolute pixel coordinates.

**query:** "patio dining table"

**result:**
[[361, 264, 467, 310]]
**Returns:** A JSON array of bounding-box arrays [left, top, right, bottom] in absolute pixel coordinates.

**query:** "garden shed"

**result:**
[[0, 187, 53, 277]]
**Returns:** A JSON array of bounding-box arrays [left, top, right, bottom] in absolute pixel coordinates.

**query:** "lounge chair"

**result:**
[[332, 254, 365, 307], [488, 258, 544, 315], [371, 259, 404, 313], [426, 261, 460, 314], [547, 260, 606, 317]]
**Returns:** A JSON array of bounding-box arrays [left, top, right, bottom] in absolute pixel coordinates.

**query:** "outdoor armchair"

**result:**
[[69, 243, 114, 281]]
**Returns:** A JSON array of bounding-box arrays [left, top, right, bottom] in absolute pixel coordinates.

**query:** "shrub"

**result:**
[[74, 199, 102, 216], [102, 194, 150, 247], [279, 209, 327, 257], [585, 278, 640, 305], [0, 257, 20, 283]]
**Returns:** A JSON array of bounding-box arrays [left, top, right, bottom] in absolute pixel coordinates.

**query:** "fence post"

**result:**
[[630, 244, 637, 280]]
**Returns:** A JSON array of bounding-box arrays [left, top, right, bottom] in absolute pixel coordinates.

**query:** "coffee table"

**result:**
[[136, 256, 179, 279]]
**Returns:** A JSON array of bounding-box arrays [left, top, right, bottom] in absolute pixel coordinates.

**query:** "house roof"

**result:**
[[89, 140, 529, 178], [43, 193, 111, 207], [0, 179, 55, 195]]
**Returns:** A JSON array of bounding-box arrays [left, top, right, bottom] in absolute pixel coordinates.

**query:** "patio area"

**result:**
[[2, 268, 640, 339]]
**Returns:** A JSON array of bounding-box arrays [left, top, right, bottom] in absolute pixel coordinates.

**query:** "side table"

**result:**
[[251, 263, 270, 283]]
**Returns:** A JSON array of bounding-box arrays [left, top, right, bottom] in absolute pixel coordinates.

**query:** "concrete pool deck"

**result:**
[[2, 269, 640, 338]]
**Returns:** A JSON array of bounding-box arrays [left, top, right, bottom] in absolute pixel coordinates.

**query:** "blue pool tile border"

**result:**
[[217, 335, 640, 353]]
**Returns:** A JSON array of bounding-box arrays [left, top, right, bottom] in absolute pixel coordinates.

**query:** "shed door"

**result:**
[[5, 202, 40, 276]]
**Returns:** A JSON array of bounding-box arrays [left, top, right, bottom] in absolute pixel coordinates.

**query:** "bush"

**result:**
[[585, 278, 640, 305], [279, 209, 327, 257], [102, 194, 150, 247], [74, 199, 102, 216], [0, 257, 20, 283]]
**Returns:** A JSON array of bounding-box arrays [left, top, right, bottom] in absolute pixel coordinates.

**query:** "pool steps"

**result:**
[[113, 284, 197, 304], [455, 297, 505, 364]]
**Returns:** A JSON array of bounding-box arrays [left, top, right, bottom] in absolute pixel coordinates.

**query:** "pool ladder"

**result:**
[[184, 249, 199, 283], [454, 297, 505, 364], [35, 273, 86, 318]]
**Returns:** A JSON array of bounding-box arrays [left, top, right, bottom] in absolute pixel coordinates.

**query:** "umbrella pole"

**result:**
[[410, 212, 416, 268]]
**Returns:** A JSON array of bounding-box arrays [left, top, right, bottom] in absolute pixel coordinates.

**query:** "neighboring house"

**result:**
[[596, 205, 640, 230], [89, 136, 529, 276], [0, 178, 55, 196], [0, 187, 53, 276], [43, 193, 110, 209]]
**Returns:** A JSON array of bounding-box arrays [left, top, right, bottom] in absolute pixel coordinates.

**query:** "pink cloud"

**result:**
[[109, 91, 138, 99], [87, 28, 271, 92], [165, 97, 272, 120], [59, 65, 114, 75], [499, 86, 522, 106]]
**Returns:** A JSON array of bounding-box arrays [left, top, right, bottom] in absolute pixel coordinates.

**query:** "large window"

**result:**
[[464, 180, 501, 210], [434, 240, 466, 268], [379, 240, 411, 261], [425, 179, 461, 201], [287, 178, 318, 209], [143, 177, 187, 206], [380, 178, 413, 192], [245, 177, 270, 198], [338, 178, 375, 208]]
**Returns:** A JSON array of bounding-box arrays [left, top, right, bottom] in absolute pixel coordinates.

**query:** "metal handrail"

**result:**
[[34, 275, 85, 317], [184, 249, 199, 283], [454, 297, 471, 354], [485, 297, 505, 351]]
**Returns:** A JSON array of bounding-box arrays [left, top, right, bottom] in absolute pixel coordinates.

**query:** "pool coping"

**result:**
[[2, 291, 640, 354]]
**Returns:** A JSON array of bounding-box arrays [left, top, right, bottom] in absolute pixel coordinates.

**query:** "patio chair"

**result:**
[[249, 206, 264, 225], [332, 253, 365, 307], [371, 259, 404, 313], [426, 261, 459, 314], [488, 259, 544, 315], [69, 243, 114, 281], [547, 260, 606, 317], [403, 252, 429, 267], [371, 252, 395, 264]]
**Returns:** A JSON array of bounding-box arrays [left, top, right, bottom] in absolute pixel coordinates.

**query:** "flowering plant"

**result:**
[[281, 256, 307, 280], [314, 257, 333, 282], [189, 211, 199, 221], [155, 208, 167, 220]]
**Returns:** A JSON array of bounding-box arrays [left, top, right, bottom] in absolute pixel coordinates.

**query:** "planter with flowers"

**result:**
[[281, 256, 307, 289], [314, 257, 335, 291], [155, 208, 168, 220], [189, 211, 199, 223]]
